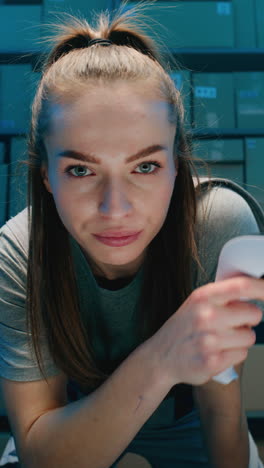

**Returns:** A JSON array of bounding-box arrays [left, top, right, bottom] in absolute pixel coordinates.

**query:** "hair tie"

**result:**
[[88, 38, 113, 47]]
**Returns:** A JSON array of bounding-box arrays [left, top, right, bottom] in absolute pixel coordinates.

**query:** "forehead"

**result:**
[[44, 83, 175, 158], [49, 83, 170, 132]]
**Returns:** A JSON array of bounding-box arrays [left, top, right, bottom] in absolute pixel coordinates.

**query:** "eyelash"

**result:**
[[64, 161, 162, 178]]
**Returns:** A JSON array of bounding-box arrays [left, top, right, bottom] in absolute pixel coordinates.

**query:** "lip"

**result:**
[[93, 231, 142, 247], [93, 230, 141, 238]]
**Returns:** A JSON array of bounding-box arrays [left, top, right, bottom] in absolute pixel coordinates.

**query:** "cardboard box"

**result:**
[[256, 0, 264, 48], [193, 73, 235, 129], [43, 0, 109, 26], [233, 0, 256, 48], [125, 1, 234, 49], [5, 0, 41, 3], [0, 6, 41, 52], [8, 137, 28, 219], [0, 143, 5, 164], [242, 345, 264, 413], [194, 138, 244, 162], [195, 161, 244, 186], [245, 138, 264, 211], [0, 65, 34, 133], [235, 72, 264, 129], [169, 70, 191, 126], [0, 164, 8, 228]]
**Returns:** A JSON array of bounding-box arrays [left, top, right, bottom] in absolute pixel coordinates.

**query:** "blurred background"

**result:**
[[0, 0, 264, 463]]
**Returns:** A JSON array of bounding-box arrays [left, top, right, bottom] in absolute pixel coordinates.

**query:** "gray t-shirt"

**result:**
[[0, 184, 262, 383]]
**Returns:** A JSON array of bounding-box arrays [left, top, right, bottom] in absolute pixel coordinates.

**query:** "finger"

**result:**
[[208, 348, 249, 375], [218, 301, 263, 329], [199, 276, 264, 307], [196, 327, 256, 358], [195, 300, 262, 332]]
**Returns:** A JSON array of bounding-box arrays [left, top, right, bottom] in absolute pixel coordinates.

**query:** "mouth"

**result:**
[[93, 230, 142, 238], [92, 231, 142, 247]]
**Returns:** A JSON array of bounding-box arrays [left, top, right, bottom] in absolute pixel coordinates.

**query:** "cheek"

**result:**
[[161, 183, 175, 202], [48, 166, 86, 203], [45, 169, 79, 221], [158, 174, 176, 213], [46, 164, 63, 198], [147, 181, 175, 224], [157, 171, 176, 203], [53, 187, 102, 237]]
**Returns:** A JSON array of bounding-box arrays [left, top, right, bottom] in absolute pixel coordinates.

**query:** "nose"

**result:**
[[99, 179, 132, 218]]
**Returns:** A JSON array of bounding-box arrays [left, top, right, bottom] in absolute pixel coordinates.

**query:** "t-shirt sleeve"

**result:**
[[0, 215, 61, 381], [195, 185, 264, 314]]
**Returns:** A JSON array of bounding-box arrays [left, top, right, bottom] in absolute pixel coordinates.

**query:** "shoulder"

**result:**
[[194, 179, 261, 288], [196, 180, 260, 235], [0, 207, 61, 381], [0, 207, 30, 258], [0, 208, 29, 320]]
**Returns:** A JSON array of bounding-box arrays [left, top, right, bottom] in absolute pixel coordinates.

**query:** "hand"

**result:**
[[149, 276, 263, 386]]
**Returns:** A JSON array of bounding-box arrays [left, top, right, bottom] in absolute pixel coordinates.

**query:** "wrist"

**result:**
[[140, 336, 177, 392]]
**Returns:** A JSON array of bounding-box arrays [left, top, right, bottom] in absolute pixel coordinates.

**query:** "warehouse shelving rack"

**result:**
[[0, 0, 264, 438]]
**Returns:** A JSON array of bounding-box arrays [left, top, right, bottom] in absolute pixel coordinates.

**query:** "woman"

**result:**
[[0, 2, 263, 467]]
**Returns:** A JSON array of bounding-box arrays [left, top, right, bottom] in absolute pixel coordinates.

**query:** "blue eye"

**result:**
[[65, 165, 92, 177], [64, 161, 161, 178], [135, 161, 161, 174]]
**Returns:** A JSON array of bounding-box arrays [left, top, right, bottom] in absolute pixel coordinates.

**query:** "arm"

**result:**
[[0, 220, 170, 468], [193, 184, 263, 467], [193, 362, 250, 468], [2, 340, 170, 468]]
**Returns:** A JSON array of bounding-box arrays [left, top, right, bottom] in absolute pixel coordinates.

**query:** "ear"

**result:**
[[40, 165, 52, 194]]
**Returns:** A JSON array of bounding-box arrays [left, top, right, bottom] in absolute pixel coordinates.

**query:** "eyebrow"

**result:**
[[56, 144, 168, 164]]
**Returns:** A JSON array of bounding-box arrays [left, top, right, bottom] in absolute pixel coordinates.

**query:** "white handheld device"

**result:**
[[212, 235, 264, 384]]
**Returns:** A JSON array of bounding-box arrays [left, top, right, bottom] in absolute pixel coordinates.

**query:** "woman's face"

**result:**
[[41, 82, 178, 279]]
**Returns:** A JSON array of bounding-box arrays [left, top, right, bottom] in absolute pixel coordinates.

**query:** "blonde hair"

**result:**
[[21, 0, 211, 394]]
